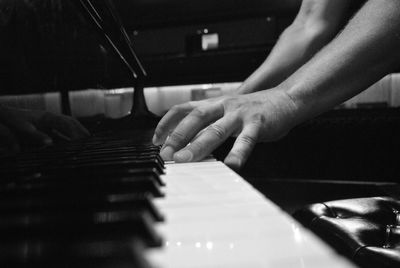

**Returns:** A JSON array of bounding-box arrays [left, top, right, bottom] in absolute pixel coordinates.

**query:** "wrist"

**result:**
[[274, 84, 308, 129], [255, 88, 303, 135], [235, 83, 252, 95], [236, 70, 276, 95]]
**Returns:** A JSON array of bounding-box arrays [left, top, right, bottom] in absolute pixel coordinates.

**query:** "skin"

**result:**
[[237, 0, 351, 94], [153, 0, 400, 170], [0, 105, 90, 155]]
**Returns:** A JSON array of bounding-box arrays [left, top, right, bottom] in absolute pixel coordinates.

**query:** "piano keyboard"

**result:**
[[148, 161, 356, 268], [0, 130, 356, 267]]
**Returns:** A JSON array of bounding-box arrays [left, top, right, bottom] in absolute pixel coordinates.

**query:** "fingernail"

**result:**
[[174, 150, 193, 162], [224, 155, 242, 170], [160, 146, 175, 160]]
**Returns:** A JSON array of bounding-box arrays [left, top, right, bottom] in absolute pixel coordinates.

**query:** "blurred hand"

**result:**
[[152, 89, 298, 170], [0, 106, 90, 155]]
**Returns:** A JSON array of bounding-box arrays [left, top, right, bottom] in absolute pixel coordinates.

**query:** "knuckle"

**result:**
[[188, 140, 206, 156], [230, 149, 245, 162], [221, 97, 238, 108], [250, 114, 265, 125], [170, 104, 186, 114], [168, 131, 187, 144], [170, 104, 180, 112], [237, 134, 257, 146], [191, 107, 208, 119], [169, 105, 180, 115], [207, 124, 226, 140]]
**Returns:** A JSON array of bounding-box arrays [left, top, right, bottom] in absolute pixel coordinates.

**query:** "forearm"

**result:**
[[282, 0, 400, 124], [236, 26, 331, 94], [237, 0, 350, 94]]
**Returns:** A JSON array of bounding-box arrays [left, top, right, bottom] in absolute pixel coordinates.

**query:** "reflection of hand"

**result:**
[[153, 89, 298, 170], [0, 106, 90, 155]]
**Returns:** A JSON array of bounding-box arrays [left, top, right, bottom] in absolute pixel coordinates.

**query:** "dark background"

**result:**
[[1, 0, 301, 94]]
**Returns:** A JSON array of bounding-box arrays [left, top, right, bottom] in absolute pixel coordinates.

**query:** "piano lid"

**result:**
[[0, 0, 136, 95]]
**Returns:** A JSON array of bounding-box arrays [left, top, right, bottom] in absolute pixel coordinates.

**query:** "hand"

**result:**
[[0, 106, 90, 155], [152, 89, 299, 170]]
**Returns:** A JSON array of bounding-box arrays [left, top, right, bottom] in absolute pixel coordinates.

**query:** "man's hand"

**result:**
[[0, 106, 90, 155], [152, 89, 298, 170]]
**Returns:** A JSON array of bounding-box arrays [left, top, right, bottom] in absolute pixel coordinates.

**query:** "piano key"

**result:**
[[0, 200, 163, 226], [0, 130, 357, 268], [0, 181, 163, 200], [0, 173, 164, 197], [46, 158, 164, 174], [0, 210, 162, 248], [0, 193, 164, 222], [0, 237, 151, 268], [15, 167, 164, 186]]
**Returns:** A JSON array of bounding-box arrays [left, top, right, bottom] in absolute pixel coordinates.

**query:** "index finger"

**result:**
[[160, 102, 223, 160], [173, 115, 238, 163], [153, 102, 194, 145]]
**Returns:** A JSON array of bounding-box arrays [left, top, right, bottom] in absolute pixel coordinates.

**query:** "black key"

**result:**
[[0, 237, 152, 268], [0, 193, 164, 223], [0, 210, 162, 247]]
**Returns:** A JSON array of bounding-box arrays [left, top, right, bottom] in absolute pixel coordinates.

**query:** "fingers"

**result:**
[[173, 115, 238, 162], [68, 117, 90, 138], [160, 103, 224, 160], [56, 116, 90, 139], [13, 119, 53, 146], [0, 107, 52, 147], [0, 106, 90, 154], [224, 122, 260, 170], [153, 103, 194, 146], [38, 112, 90, 140]]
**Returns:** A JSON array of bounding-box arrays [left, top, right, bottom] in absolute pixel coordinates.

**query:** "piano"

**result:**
[[0, 129, 356, 267], [0, 0, 382, 267]]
